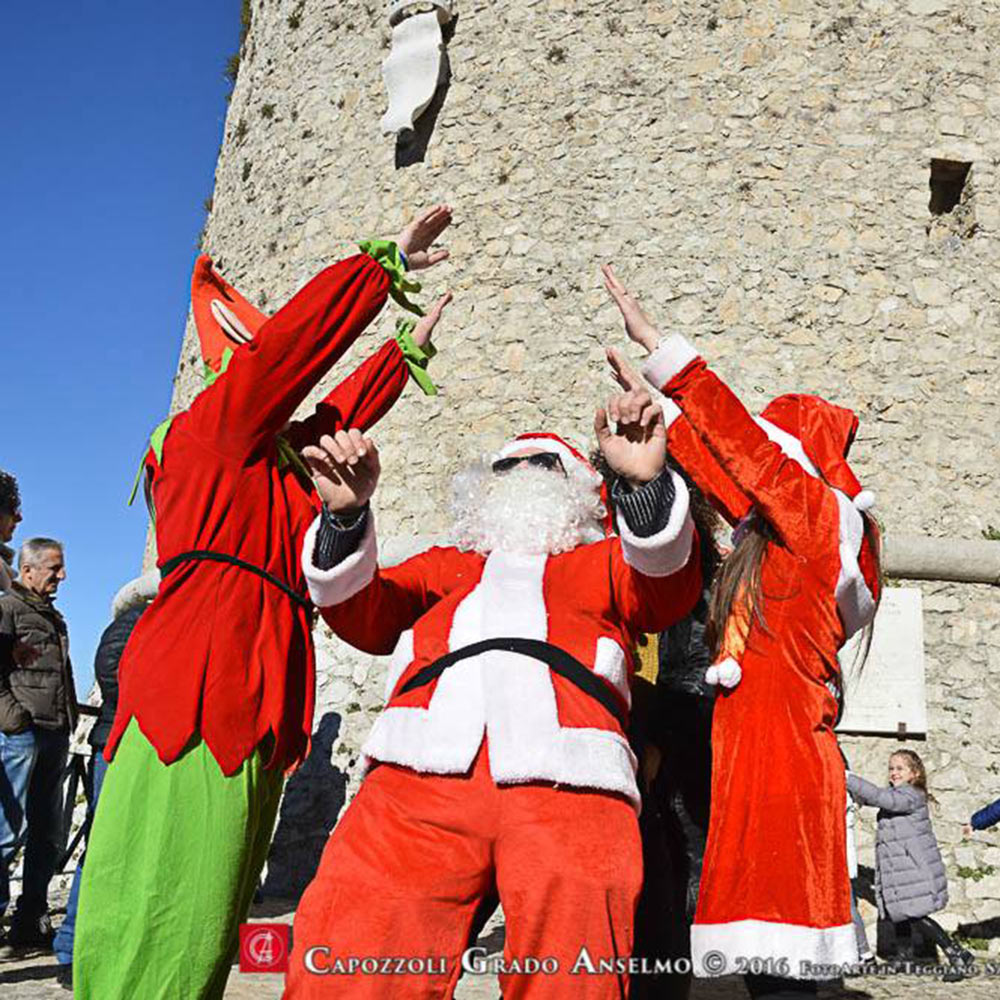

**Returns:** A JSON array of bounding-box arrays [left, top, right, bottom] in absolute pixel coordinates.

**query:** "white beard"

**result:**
[[450, 462, 606, 556]]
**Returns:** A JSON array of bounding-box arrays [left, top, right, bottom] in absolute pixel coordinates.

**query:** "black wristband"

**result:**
[[314, 504, 370, 571], [612, 470, 675, 538]]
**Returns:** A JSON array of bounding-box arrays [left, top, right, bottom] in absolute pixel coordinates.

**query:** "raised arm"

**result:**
[[184, 206, 452, 459], [607, 347, 751, 527], [184, 253, 391, 458], [847, 773, 922, 814], [595, 385, 702, 633], [602, 266, 838, 557], [283, 292, 453, 449], [971, 796, 1000, 832], [297, 429, 453, 654]]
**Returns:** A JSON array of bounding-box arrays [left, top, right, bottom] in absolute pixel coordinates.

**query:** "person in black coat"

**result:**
[[632, 478, 722, 1000]]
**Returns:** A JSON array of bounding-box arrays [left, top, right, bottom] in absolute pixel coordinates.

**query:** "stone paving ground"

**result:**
[[3, 896, 999, 999]]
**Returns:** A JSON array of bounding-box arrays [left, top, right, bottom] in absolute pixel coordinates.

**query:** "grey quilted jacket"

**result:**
[[847, 773, 948, 921]]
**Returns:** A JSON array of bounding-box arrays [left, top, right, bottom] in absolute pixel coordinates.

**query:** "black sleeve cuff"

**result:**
[[313, 504, 370, 571], [611, 470, 675, 538]]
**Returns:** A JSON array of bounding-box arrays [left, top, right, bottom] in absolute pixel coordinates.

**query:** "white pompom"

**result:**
[[853, 490, 876, 512], [705, 657, 743, 689]]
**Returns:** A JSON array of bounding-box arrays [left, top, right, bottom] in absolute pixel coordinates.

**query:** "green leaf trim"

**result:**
[[358, 239, 425, 316], [395, 319, 438, 396]]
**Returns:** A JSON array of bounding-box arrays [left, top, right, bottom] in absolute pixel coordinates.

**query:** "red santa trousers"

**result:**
[[284, 743, 642, 999]]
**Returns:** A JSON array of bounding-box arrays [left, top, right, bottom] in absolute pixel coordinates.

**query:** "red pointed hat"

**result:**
[[759, 394, 863, 500], [190, 255, 269, 376], [758, 394, 879, 637]]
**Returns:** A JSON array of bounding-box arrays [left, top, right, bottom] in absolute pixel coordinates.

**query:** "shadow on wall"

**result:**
[[395, 77, 451, 168], [262, 711, 347, 899]]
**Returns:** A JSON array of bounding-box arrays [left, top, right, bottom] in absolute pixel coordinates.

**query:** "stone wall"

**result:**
[[165, 0, 1000, 930]]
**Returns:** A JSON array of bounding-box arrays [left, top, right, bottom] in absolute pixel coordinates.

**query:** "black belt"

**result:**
[[159, 550, 311, 611], [397, 637, 628, 730]]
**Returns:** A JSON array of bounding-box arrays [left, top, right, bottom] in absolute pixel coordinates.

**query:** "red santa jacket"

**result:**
[[654, 359, 878, 640], [301, 473, 702, 810], [107, 253, 409, 775], [640, 335, 881, 968]]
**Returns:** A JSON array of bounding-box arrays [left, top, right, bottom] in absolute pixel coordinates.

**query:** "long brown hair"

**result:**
[[707, 503, 884, 667], [704, 512, 778, 659]]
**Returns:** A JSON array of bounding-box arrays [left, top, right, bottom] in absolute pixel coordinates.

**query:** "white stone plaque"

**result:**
[[836, 587, 926, 736]]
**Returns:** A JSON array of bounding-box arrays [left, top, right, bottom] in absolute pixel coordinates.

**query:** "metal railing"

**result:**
[[58, 704, 100, 873]]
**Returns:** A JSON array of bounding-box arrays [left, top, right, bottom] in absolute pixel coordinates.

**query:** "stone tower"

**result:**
[[168, 0, 1000, 927]]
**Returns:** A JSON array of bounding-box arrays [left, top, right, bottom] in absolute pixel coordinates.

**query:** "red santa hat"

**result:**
[[494, 433, 604, 489], [757, 394, 875, 510], [190, 254, 269, 379], [756, 393, 879, 639]]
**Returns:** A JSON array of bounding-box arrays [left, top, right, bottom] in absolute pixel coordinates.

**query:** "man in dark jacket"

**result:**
[[0, 537, 77, 954]]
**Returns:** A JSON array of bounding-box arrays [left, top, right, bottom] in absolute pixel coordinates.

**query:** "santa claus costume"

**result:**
[[284, 431, 703, 998], [74, 239, 440, 1000], [639, 333, 880, 985]]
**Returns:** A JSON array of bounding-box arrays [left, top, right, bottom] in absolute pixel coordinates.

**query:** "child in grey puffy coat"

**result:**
[[848, 750, 972, 978]]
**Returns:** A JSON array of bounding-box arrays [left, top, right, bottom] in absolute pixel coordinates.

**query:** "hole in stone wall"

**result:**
[[928, 159, 972, 215]]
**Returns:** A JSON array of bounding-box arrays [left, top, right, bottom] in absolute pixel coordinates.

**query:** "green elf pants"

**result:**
[[73, 721, 284, 1000]]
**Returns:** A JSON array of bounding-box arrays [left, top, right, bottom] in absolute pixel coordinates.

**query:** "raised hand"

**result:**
[[605, 346, 647, 394], [397, 204, 453, 271], [602, 264, 660, 354], [412, 291, 454, 349], [303, 430, 381, 514], [594, 387, 667, 486]]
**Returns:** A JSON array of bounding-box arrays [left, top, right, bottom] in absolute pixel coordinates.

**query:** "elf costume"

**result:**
[[641, 334, 880, 979], [284, 434, 703, 999], [74, 245, 435, 1000]]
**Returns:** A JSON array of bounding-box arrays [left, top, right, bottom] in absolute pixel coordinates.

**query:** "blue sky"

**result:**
[[2, 3, 241, 691]]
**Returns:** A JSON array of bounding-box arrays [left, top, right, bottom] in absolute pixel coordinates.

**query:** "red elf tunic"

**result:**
[[107, 251, 411, 776], [642, 334, 880, 977]]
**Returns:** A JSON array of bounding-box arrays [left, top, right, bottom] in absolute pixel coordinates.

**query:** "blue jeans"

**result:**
[[53, 751, 108, 965], [0, 726, 70, 927]]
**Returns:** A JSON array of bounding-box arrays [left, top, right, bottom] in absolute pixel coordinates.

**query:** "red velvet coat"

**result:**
[[643, 335, 880, 974], [302, 472, 702, 810], [107, 254, 407, 775]]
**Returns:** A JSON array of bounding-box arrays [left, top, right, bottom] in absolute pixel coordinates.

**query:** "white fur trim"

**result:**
[[755, 418, 821, 478], [833, 490, 877, 638], [705, 657, 742, 689], [660, 397, 682, 430], [593, 637, 631, 709], [301, 512, 378, 607], [617, 470, 695, 578], [754, 421, 875, 638], [361, 549, 641, 809], [640, 334, 700, 390], [384, 630, 414, 702], [692, 919, 858, 978], [111, 570, 161, 618], [494, 437, 602, 488]]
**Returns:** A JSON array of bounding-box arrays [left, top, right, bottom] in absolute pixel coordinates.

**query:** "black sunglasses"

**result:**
[[491, 453, 566, 475]]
